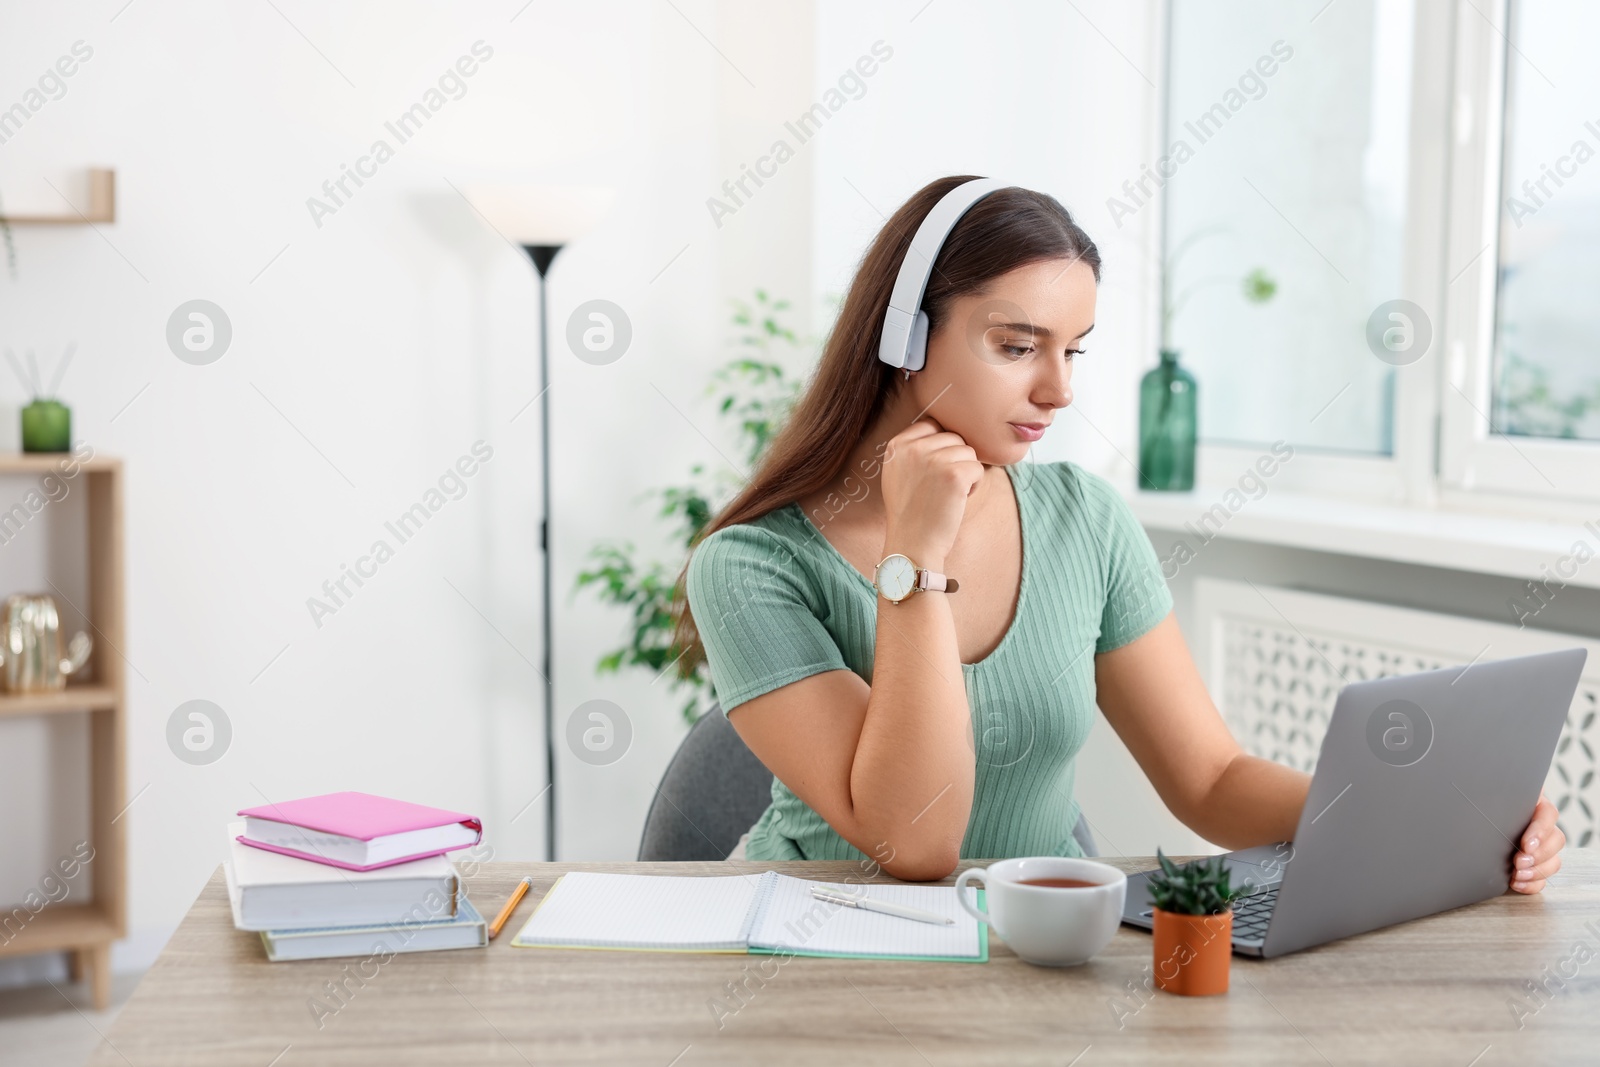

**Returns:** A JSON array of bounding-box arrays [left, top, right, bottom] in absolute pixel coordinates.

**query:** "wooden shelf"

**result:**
[[0, 168, 115, 225], [0, 453, 120, 474], [0, 456, 124, 1010], [0, 905, 117, 958], [0, 685, 117, 717]]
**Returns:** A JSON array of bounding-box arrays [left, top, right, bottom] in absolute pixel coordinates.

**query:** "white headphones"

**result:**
[[876, 177, 1010, 377]]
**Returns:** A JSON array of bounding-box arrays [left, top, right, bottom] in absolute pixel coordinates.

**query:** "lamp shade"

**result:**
[[462, 184, 615, 245]]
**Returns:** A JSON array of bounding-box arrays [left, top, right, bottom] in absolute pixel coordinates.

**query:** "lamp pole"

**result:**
[[522, 241, 562, 863]]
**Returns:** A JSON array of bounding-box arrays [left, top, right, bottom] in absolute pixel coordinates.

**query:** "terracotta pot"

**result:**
[[1151, 907, 1232, 996]]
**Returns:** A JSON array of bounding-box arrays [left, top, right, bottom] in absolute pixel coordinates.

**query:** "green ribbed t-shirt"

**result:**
[[684, 459, 1173, 863]]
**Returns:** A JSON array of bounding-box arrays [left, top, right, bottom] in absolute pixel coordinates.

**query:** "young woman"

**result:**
[[673, 175, 1565, 889]]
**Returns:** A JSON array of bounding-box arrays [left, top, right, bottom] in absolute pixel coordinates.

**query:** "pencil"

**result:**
[[489, 876, 533, 940]]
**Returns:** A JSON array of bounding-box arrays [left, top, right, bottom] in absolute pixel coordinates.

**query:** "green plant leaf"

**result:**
[[1145, 848, 1240, 915], [1242, 267, 1277, 303]]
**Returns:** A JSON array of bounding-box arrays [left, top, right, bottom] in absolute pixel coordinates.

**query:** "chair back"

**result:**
[[636, 702, 1100, 860], [637, 704, 774, 861]]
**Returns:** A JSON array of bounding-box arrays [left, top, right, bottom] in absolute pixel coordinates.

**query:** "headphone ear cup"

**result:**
[[905, 310, 930, 373]]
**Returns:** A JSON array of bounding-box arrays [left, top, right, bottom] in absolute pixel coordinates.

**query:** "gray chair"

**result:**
[[638, 702, 775, 861], [637, 701, 1099, 860]]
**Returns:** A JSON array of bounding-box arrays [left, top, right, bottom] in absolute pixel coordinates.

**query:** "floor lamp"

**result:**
[[462, 184, 614, 862]]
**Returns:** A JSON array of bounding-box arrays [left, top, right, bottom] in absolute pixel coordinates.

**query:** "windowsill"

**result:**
[[1120, 484, 1600, 593]]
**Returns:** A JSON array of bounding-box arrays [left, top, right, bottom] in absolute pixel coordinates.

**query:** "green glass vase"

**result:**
[[1138, 350, 1196, 491], [21, 399, 72, 453]]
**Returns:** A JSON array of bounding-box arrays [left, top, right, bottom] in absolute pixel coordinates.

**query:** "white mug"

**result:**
[[955, 857, 1127, 966]]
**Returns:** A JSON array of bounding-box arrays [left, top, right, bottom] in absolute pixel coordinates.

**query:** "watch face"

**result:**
[[875, 554, 917, 601]]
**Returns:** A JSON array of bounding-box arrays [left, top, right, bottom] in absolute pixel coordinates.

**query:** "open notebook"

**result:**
[[510, 870, 987, 963]]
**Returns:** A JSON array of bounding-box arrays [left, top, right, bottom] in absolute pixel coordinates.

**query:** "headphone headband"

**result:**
[[877, 177, 1010, 373]]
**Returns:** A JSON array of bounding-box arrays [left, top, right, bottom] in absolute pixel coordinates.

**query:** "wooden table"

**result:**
[[91, 853, 1600, 1065]]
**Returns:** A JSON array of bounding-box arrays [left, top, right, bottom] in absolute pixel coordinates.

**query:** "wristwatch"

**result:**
[[872, 552, 959, 604]]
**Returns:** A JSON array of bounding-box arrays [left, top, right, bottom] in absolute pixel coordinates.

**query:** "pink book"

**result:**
[[236, 791, 483, 872]]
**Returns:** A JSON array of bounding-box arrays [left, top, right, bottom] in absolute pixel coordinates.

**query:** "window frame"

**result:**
[[1438, 0, 1600, 505]]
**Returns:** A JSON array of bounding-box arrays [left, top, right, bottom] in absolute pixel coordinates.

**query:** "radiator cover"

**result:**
[[1196, 578, 1598, 848]]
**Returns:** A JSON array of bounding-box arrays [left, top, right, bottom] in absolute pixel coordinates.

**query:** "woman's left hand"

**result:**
[[1511, 790, 1565, 894]]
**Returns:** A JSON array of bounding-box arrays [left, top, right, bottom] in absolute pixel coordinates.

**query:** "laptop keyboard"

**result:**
[[1228, 883, 1279, 942], [1138, 881, 1279, 943]]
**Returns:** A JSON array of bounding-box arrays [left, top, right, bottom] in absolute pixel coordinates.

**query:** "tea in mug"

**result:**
[[1016, 877, 1103, 889]]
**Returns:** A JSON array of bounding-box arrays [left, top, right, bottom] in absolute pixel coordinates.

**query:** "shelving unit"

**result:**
[[0, 454, 124, 1009]]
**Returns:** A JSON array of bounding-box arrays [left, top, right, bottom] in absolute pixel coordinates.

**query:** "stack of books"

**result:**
[[223, 791, 488, 961]]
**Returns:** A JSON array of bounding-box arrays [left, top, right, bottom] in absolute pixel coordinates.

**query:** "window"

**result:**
[[1163, 0, 1600, 507], [1443, 0, 1600, 503], [1488, 1, 1600, 443], [1163, 0, 1416, 459]]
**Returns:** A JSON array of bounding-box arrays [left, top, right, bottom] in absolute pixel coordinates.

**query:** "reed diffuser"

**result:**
[[9, 344, 76, 453]]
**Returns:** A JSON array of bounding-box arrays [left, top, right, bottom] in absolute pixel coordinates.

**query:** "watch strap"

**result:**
[[874, 553, 958, 601]]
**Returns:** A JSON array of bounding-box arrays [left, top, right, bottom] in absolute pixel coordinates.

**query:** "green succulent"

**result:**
[[1145, 847, 1240, 916]]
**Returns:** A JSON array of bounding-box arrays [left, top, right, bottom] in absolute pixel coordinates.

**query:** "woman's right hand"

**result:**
[[879, 416, 984, 567]]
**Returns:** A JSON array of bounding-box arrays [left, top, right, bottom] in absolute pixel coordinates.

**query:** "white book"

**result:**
[[510, 870, 987, 961], [225, 823, 458, 931], [246, 895, 488, 962]]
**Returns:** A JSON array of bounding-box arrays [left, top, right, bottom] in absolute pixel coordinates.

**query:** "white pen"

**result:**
[[810, 885, 954, 925]]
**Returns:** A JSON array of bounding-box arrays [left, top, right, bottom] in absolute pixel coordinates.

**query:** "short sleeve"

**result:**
[[1081, 471, 1173, 654], [686, 521, 850, 714]]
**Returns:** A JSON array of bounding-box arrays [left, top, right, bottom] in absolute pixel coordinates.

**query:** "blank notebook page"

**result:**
[[511, 871, 765, 951], [749, 875, 983, 958]]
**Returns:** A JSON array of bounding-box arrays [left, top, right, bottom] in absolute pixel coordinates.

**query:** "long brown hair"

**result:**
[[670, 174, 1102, 678]]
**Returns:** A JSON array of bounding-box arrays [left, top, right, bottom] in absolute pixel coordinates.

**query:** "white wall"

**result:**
[[0, 0, 1259, 985], [554, 0, 818, 864], [0, 0, 801, 980]]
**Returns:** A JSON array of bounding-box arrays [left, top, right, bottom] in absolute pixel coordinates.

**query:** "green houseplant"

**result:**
[[574, 288, 809, 725], [1145, 848, 1241, 996], [0, 189, 16, 281]]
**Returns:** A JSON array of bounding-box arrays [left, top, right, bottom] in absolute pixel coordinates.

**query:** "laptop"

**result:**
[[1120, 646, 1587, 958]]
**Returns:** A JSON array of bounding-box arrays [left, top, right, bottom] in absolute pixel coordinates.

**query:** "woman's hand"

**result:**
[[879, 415, 984, 566], [1510, 790, 1565, 894]]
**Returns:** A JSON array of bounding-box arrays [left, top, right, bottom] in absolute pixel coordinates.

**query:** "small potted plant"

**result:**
[[1146, 848, 1240, 996]]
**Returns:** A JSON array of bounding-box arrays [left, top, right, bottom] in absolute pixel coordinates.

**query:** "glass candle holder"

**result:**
[[21, 399, 71, 453]]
